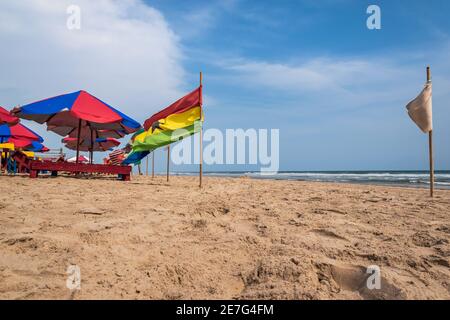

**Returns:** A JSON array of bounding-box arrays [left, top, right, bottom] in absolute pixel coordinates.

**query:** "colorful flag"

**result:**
[[123, 86, 203, 164], [406, 82, 433, 133]]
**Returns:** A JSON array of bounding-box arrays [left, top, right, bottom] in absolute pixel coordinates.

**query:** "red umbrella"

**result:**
[[0, 106, 19, 126]]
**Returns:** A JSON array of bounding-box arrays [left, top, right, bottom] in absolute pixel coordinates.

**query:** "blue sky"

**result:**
[[1, 0, 449, 172], [147, 0, 450, 171]]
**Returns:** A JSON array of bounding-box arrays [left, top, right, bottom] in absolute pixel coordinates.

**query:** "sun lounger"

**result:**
[[12, 151, 131, 181]]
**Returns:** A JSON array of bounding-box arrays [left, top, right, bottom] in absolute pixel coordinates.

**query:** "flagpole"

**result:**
[[427, 66, 434, 197], [166, 145, 170, 182], [199, 71, 203, 188], [152, 151, 155, 178], [146, 154, 149, 176], [167, 144, 170, 182]]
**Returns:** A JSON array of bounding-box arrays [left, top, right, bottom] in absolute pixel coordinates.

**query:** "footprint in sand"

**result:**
[[312, 229, 348, 241], [316, 263, 406, 300], [411, 231, 448, 248]]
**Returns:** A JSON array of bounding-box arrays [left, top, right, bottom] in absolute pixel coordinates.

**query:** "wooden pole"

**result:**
[[76, 119, 82, 164], [427, 66, 434, 197], [90, 127, 94, 164], [166, 145, 170, 182], [152, 151, 155, 178], [429, 131, 434, 197], [199, 71, 203, 188], [146, 154, 149, 176]]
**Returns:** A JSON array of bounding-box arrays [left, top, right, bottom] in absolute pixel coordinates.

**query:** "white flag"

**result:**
[[406, 82, 433, 133]]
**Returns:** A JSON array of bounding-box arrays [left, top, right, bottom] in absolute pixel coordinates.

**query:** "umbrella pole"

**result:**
[[90, 127, 94, 164], [76, 119, 81, 164]]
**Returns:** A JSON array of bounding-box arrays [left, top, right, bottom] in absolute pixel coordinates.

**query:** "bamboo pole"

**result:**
[[199, 71, 203, 188], [75, 119, 82, 164], [429, 131, 434, 197], [427, 66, 434, 197], [166, 145, 170, 182]]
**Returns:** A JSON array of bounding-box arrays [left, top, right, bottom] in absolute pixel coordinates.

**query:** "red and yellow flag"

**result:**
[[123, 86, 203, 164]]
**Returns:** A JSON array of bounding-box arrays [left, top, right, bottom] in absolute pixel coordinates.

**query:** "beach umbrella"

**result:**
[[7, 137, 37, 148], [64, 127, 125, 162], [0, 137, 48, 173], [67, 155, 89, 163], [12, 90, 141, 163], [0, 123, 43, 162], [0, 123, 43, 143], [0, 106, 19, 126], [63, 137, 120, 152], [24, 141, 49, 153], [66, 127, 125, 139], [6, 137, 49, 152]]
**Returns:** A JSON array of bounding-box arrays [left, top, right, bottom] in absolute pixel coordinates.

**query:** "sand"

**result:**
[[0, 174, 449, 300]]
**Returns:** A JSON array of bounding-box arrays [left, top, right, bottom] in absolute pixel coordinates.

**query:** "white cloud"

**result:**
[[0, 0, 185, 124], [223, 58, 419, 110], [220, 46, 450, 115]]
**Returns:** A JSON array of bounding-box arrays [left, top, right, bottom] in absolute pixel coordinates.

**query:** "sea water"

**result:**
[[172, 170, 450, 189]]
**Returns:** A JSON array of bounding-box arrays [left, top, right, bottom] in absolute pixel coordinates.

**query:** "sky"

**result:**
[[1, 0, 449, 172]]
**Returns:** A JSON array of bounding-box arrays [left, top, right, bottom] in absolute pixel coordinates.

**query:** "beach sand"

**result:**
[[0, 175, 449, 300]]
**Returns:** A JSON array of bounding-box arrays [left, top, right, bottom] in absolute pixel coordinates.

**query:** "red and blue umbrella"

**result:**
[[12, 90, 140, 135], [24, 141, 49, 153], [6, 137, 49, 152], [0, 123, 43, 144], [0, 106, 19, 126], [13, 90, 141, 163], [1, 117, 45, 171]]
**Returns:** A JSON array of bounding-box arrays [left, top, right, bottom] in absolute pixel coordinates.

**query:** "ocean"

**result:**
[[172, 170, 450, 189]]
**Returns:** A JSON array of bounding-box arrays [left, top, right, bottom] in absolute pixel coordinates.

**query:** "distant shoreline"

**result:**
[[166, 170, 450, 190]]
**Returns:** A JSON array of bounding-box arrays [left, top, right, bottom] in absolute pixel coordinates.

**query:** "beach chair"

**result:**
[[11, 150, 32, 173]]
